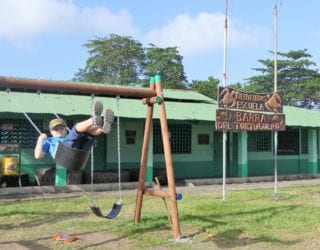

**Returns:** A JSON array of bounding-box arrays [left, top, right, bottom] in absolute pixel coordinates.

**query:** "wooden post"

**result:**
[[134, 77, 155, 223], [155, 75, 181, 239]]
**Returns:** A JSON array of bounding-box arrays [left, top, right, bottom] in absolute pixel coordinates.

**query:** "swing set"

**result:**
[[0, 75, 182, 240]]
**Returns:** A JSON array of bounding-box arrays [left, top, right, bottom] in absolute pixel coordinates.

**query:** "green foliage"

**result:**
[[189, 76, 220, 100], [74, 35, 187, 89], [75, 34, 145, 85], [245, 49, 320, 105], [145, 44, 187, 89]]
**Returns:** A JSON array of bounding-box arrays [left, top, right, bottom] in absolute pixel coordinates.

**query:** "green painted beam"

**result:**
[[55, 164, 67, 185], [238, 131, 248, 177]]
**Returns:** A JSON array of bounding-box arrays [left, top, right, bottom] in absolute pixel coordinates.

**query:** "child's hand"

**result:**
[[38, 133, 47, 142]]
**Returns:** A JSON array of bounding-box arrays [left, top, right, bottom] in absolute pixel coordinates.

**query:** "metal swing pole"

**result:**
[[222, 0, 229, 201], [273, 3, 279, 196]]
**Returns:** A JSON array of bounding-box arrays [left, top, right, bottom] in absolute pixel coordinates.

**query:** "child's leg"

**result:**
[[86, 126, 104, 136], [75, 118, 96, 133], [62, 127, 83, 149], [74, 100, 104, 133], [62, 101, 104, 149], [63, 127, 97, 150]]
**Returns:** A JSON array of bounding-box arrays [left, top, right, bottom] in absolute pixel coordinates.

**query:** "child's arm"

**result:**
[[34, 133, 48, 159]]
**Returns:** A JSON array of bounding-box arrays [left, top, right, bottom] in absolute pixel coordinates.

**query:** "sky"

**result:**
[[1, 0, 320, 85]]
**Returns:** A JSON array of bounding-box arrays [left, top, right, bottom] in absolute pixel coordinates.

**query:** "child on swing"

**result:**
[[34, 100, 114, 159]]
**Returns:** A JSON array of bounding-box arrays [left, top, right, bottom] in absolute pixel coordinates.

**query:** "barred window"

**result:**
[[153, 123, 191, 154], [278, 130, 299, 155], [125, 130, 136, 145], [0, 118, 43, 148], [0, 118, 74, 148], [300, 128, 308, 154], [248, 131, 271, 152]]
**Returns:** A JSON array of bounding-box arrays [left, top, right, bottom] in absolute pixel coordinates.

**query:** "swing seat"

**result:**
[[54, 142, 90, 171], [90, 201, 122, 219]]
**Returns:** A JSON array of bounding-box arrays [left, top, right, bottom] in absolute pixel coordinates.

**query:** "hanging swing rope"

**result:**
[[37, 90, 70, 131], [89, 94, 122, 219], [6, 89, 42, 135], [116, 95, 122, 204]]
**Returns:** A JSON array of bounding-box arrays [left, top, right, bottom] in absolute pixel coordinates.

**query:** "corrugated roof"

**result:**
[[0, 91, 216, 122], [283, 106, 320, 127], [0, 91, 319, 126], [163, 89, 217, 103]]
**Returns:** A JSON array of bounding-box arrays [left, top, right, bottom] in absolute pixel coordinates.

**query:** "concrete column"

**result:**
[[238, 131, 248, 177], [308, 128, 318, 174], [55, 164, 67, 185], [146, 123, 153, 181]]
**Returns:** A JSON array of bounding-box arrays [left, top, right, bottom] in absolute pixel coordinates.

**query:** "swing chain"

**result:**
[[90, 94, 96, 204], [37, 90, 70, 131], [116, 95, 122, 203]]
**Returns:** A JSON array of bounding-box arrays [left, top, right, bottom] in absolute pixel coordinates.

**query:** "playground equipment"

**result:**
[[90, 96, 122, 219], [0, 75, 182, 240]]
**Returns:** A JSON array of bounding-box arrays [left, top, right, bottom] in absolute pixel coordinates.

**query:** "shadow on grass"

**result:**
[[211, 228, 300, 249], [180, 204, 301, 225], [179, 204, 302, 248], [0, 210, 88, 229], [0, 229, 129, 250]]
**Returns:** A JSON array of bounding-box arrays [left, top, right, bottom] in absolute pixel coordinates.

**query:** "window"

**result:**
[[248, 131, 271, 152], [277, 130, 299, 155], [198, 134, 209, 145], [0, 117, 73, 148], [0, 118, 43, 148], [125, 130, 136, 144], [153, 123, 191, 154]]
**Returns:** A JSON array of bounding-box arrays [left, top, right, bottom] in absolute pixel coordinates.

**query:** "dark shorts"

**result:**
[[62, 127, 96, 151]]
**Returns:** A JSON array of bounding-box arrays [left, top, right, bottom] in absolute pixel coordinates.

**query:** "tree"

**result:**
[[189, 76, 220, 100], [145, 44, 187, 89], [74, 34, 145, 85], [244, 49, 320, 105]]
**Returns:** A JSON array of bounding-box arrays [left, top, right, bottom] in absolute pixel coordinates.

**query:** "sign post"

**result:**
[[215, 87, 286, 199]]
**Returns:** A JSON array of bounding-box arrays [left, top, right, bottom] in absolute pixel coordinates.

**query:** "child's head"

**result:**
[[49, 119, 67, 137]]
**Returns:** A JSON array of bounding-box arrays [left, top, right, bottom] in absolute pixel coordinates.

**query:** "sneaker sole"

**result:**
[[92, 101, 103, 126], [103, 109, 114, 133]]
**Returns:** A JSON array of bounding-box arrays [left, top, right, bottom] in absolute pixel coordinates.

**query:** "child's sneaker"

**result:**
[[91, 101, 103, 127], [102, 109, 114, 133]]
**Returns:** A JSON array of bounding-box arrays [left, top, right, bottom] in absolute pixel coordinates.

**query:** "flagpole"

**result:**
[[273, 3, 279, 196], [222, 0, 229, 201]]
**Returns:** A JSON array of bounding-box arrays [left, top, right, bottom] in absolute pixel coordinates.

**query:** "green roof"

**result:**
[[0, 91, 216, 122], [0, 90, 319, 127]]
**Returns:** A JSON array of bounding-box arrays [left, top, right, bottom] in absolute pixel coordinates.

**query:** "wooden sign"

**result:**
[[215, 109, 285, 131], [218, 87, 283, 113]]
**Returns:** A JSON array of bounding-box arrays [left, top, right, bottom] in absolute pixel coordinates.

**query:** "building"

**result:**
[[0, 80, 320, 186]]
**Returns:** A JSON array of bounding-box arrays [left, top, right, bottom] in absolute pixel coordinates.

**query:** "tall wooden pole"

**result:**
[[134, 77, 155, 222], [155, 75, 181, 239]]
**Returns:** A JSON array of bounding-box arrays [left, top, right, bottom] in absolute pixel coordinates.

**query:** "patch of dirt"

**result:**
[[78, 231, 130, 249]]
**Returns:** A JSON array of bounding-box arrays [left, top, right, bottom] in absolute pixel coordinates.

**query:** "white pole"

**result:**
[[222, 0, 229, 201], [274, 3, 279, 195]]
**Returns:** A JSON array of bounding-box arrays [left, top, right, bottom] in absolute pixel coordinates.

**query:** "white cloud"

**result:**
[[0, 0, 138, 46], [145, 12, 271, 57]]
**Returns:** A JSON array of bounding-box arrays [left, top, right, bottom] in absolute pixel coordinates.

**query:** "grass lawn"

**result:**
[[1, 185, 320, 249]]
